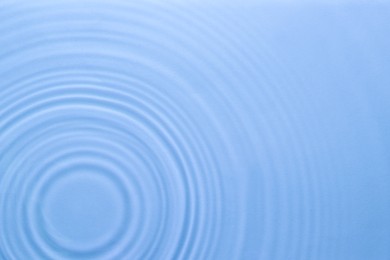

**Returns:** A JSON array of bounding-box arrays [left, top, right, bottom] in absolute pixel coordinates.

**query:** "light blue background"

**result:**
[[0, 1, 389, 259]]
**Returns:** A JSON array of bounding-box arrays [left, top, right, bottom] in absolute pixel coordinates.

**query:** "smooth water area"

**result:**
[[0, 1, 389, 259]]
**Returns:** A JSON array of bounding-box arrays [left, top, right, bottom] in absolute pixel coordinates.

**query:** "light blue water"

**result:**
[[0, 1, 389, 259]]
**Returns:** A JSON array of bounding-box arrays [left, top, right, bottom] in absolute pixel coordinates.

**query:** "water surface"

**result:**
[[0, 1, 389, 259]]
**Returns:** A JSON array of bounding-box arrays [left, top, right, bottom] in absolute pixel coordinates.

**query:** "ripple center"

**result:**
[[41, 168, 125, 251]]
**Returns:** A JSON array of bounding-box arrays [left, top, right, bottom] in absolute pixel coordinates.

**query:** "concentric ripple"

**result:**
[[1, 1, 390, 260], [0, 72, 208, 259]]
